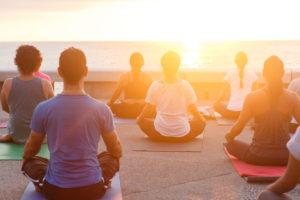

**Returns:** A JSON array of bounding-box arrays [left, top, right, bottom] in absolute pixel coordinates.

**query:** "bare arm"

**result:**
[[0, 79, 12, 113], [41, 79, 54, 99], [102, 130, 122, 159], [136, 103, 155, 124], [267, 154, 300, 194], [225, 94, 253, 141], [189, 103, 206, 122], [216, 82, 230, 102], [22, 131, 45, 163], [108, 75, 125, 106]]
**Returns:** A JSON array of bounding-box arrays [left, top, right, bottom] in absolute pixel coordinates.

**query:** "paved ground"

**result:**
[[0, 109, 299, 199]]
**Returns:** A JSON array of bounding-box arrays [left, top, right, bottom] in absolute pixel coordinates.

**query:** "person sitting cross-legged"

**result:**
[[0, 45, 54, 143], [22, 47, 122, 200], [225, 55, 300, 166], [107, 52, 152, 118], [136, 51, 206, 142]]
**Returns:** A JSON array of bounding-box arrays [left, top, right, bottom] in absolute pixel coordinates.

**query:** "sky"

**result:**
[[1, 0, 300, 41]]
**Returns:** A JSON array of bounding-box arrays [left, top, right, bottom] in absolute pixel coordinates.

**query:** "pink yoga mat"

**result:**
[[224, 147, 286, 177], [0, 121, 8, 128]]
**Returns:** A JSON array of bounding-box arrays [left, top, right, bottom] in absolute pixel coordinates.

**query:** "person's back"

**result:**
[[22, 47, 122, 200], [137, 51, 206, 142], [225, 55, 298, 166], [214, 51, 257, 119], [108, 52, 152, 118], [245, 88, 295, 164], [123, 71, 151, 100], [147, 79, 196, 137], [0, 45, 54, 143], [226, 68, 257, 111], [32, 94, 111, 187], [7, 77, 46, 143]]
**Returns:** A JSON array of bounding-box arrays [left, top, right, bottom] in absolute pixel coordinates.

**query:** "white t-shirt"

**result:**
[[287, 127, 300, 161], [288, 78, 300, 98], [145, 80, 197, 137], [224, 69, 257, 111]]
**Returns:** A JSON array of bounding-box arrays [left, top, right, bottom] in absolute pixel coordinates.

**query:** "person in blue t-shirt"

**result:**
[[22, 47, 122, 200]]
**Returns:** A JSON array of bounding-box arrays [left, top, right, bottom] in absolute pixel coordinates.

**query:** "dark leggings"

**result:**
[[214, 102, 240, 119], [138, 118, 206, 142], [22, 153, 119, 200], [110, 102, 145, 118], [225, 140, 289, 166]]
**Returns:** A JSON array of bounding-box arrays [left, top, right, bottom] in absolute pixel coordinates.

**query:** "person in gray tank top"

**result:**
[[225, 55, 300, 166], [0, 45, 54, 143]]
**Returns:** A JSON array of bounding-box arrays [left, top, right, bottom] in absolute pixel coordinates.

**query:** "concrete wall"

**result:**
[[0, 70, 297, 100]]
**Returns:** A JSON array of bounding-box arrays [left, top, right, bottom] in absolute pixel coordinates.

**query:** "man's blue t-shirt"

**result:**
[[31, 94, 114, 188]]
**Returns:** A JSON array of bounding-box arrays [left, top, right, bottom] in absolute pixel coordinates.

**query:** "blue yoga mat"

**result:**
[[20, 173, 122, 200]]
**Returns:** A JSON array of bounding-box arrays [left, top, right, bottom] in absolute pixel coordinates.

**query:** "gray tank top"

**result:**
[[7, 77, 46, 143]]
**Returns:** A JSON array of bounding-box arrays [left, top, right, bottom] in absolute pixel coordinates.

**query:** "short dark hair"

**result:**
[[14, 45, 42, 74], [130, 52, 144, 69], [59, 47, 87, 84], [161, 51, 181, 77]]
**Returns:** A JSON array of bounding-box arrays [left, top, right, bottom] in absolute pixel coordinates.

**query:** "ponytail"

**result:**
[[268, 80, 283, 106], [263, 55, 284, 106], [239, 68, 244, 88], [235, 51, 247, 89]]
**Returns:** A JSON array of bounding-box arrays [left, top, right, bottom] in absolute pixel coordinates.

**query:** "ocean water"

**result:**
[[1, 41, 300, 72]]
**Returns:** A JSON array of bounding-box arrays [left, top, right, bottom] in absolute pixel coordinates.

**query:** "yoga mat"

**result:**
[[21, 173, 122, 200], [216, 117, 237, 126], [0, 120, 8, 128], [131, 133, 204, 152], [224, 147, 286, 182], [0, 143, 49, 160], [113, 117, 136, 124]]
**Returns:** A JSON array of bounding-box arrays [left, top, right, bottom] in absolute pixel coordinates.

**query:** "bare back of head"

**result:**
[[161, 51, 181, 81], [130, 52, 144, 73]]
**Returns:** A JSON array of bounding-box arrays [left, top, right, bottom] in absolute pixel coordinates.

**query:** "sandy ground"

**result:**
[[0, 108, 299, 200]]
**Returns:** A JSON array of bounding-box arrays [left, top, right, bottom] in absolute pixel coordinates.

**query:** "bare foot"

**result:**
[[0, 134, 12, 142]]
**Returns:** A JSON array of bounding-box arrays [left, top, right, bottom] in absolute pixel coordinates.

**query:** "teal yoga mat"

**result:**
[[0, 143, 49, 160]]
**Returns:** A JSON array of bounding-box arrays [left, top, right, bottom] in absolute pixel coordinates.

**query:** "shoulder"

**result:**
[[88, 97, 111, 111], [1, 78, 13, 94], [41, 78, 52, 87], [2, 78, 13, 88], [181, 80, 193, 88], [246, 89, 264, 101]]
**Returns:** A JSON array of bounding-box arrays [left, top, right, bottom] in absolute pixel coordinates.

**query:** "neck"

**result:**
[[62, 81, 86, 95], [165, 75, 178, 83], [19, 73, 35, 80]]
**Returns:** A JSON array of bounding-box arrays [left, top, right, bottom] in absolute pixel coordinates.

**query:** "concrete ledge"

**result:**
[[0, 70, 297, 99]]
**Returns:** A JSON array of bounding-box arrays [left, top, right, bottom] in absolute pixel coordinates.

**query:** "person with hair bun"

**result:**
[[107, 52, 152, 118], [224, 55, 300, 166], [214, 51, 257, 119], [137, 51, 206, 142], [0, 45, 54, 143]]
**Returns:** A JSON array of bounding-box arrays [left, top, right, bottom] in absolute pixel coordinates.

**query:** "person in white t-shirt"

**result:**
[[257, 127, 300, 200], [214, 51, 257, 119], [136, 51, 206, 142]]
